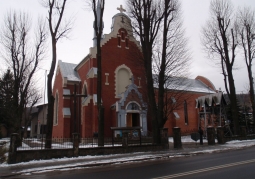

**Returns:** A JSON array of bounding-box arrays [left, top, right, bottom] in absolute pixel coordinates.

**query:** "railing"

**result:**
[[18, 137, 73, 150], [17, 135, 154, 151]]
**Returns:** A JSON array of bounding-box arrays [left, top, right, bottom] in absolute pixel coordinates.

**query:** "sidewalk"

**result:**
[[1, 139, 255, 178]]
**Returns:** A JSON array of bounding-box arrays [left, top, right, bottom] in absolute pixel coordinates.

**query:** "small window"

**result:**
[[125, 38, 129, 48], [121, 31, 125, 40], [118, 36, 121, 46], [82, 83, 88, 100]]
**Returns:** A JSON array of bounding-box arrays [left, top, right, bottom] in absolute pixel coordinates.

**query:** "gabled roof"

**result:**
[[58, 60, 80, 82]]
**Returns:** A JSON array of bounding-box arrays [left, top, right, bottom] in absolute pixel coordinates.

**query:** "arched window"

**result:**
[[127, 102, 140, 110], [54, 92, 59, 125], [82, 83, 88, 100], [117, 68, 129, 94], [184, 100, 188, 125], [115, 65, 132, 97], [115, 64, 133, 98]]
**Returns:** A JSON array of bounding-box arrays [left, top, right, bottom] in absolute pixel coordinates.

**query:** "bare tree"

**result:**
[[89, 0, 105, 146], [23, 82, 42, 138], [127, 0, 163, 144], [127, 0, 190, 143], [42, 0, 71, 148], [153, 0, 190, 129], [0, 11, 47, 139], [236, 7, 255, 130], [201, 0, 239, 134]]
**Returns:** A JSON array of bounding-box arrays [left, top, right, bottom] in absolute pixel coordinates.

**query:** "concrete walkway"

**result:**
[[1, 141, 255, 178]]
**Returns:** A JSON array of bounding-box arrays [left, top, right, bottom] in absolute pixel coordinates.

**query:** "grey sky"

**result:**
[[0, 0, 255, 94]]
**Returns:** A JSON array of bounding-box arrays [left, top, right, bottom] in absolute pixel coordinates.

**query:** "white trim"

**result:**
[[63, 108, 71, 118], [126, 110, 140, 113], [125, 101, 141, 110], [137, 77, 141, 88], [105, 73, 109, 85], [173, 112, 180, 119], [86, 67, 97, 79], [82, 95, 92, 106]]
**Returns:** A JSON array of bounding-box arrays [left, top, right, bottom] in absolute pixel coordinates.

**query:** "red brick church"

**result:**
[[52, 5, 216, 138]]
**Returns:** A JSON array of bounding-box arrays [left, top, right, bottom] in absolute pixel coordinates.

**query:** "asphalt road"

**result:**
[[12, 147, 255, 179]]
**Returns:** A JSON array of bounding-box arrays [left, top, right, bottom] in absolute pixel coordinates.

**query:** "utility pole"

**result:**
[[63, 84, 86, 134]]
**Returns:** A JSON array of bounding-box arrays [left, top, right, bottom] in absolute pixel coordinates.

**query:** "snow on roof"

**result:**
[[58, 61, 215, 94], [153, 75, 215, 93], [196, 91, 226, 108], [58, 60, 80, 82]]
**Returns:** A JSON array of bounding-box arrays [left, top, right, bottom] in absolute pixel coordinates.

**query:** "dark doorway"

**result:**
[[132, 113, 140, 127], [126, 113, 140, 127]]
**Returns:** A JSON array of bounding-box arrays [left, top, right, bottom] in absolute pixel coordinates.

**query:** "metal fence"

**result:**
[[17, 136, 154, 151], [18, 138, 73, 150]]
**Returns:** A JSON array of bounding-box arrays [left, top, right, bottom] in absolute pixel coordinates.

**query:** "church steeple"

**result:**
[[93, 0, 104, 47]]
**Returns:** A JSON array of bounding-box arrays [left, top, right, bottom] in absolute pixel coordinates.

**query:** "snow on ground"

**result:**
[[169, 136, 207, 143], [0, 137, 255, 176]]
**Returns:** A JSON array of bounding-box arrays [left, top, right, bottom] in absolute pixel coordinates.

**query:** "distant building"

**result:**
[[30, 104, 48, 138]]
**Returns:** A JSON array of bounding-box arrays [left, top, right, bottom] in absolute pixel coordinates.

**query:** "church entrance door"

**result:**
[[126, 113, 140, 127]]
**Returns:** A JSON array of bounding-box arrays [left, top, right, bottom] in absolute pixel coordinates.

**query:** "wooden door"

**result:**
[[126, 113, 132, 127]]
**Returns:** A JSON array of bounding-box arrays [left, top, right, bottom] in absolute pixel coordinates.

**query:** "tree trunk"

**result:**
[[144, 48, 158, 144], [45, 39, 57, 149], [226, 67, 239, 135], [97, 46, 104, 147], [247, 66, 255, 131]]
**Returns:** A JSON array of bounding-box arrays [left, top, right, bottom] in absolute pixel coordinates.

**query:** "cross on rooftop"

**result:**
[[117, 5, 126, 13]]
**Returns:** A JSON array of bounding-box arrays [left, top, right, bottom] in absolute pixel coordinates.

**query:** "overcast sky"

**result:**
[[0, 0, 255, 94]]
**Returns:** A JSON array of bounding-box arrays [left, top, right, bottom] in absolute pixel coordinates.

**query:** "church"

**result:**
[[52, 5, 216, 138]]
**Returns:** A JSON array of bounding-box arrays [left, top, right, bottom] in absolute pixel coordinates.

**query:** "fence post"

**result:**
[[240, 126, 247, 140], [161, 128, 169, 149], [122, 132, 128, 147], [172, 127, 182, 149], [207, 127, 215, 145], [73, 133, 79, 157], [217, 127, 225, 144], [8, 133, 18, 164]]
